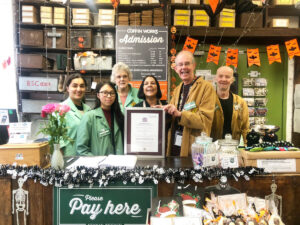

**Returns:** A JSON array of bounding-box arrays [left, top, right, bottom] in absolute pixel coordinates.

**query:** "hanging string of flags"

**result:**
[[181, 36, 300, 67]]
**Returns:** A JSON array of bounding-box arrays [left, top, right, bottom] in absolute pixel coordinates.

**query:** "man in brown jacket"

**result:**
[[163, 51, 216, 157], [211, 66, 250, 144]]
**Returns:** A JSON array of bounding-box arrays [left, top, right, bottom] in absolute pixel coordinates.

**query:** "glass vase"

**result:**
[[51, 143, 64, 170]]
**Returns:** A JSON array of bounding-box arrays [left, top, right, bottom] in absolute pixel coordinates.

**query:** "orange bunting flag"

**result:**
[[182, 37, 198, 53], [209, 0, 219, 14], [207, 44, 221, 65], [111, 0, 119, 8], [226, 48, 239, 68], [266, 44, 281, 64], [285, 39, 300, 59], [247, 48, 261, 67]]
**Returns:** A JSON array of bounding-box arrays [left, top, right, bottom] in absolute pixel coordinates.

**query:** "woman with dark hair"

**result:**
[[76, 82, 124, 156], [135, 75, 167, 107], [60, 74, 90, 156]]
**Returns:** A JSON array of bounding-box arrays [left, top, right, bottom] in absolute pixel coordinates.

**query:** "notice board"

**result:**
[[116, 26, 168, 81]]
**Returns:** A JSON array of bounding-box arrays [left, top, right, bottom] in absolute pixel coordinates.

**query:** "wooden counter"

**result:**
[[1, 157, 300, 225]]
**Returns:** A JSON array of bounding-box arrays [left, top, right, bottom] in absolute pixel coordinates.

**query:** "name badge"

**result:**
[[98, 129, 110, 137], [174, 130, 182, 147], [183, 101, 196, 111]]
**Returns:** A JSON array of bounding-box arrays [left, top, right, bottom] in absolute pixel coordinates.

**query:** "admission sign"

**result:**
[[54, 183, 157, 225]]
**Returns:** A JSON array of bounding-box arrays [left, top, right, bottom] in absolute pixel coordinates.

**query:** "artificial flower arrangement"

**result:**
[[40, 103, 71, 154]]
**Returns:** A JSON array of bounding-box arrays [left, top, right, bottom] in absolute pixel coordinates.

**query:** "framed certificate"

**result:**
[[124, 108, 165, 158]]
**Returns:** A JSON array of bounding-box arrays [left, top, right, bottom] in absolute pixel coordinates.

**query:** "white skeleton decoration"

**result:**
[[12, 178, 29, 225], [265, 180, 282, 217]]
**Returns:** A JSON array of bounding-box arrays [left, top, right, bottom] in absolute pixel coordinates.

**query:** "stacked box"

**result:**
[[70, 29, 92, 49], [54, 7, 66, 25], [174, 9, 190, 26], [193, 10, 209, 27], [130, 12, 141, 25], [141, 10, 152, 26], [171, 0, 185, 3], [252, 0, 262, 6], [120, 0, 131, 4], [118, 13, 129, 25], [40, 6, 53, 24], [270, 18, 289, 27], [20, 29, 43, 47], [22, 5, 37, 24], [186, 0, 200, 4], [149, 0, 159, 3], [72, 8, 93, 25], [274, 0, 293, 5], [95, 0, 111, 3], [238, 12, 263, 28], [132, 0, 148, 3], [19, 54, 54, 69], [98, 9, 115, 26], [44, 28, 67, 48], [153, 8, 164, 26], [217, 8, 235, 28]]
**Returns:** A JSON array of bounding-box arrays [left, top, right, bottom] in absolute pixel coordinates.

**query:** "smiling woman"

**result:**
[[76, 82, 124, 156]]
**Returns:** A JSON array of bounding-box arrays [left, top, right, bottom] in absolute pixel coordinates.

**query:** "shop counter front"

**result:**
[[0, 157, 300, 225]]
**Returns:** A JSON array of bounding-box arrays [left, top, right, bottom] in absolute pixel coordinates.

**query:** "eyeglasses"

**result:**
[[99, 91, 116, 97], [176, 61, 192, 68]]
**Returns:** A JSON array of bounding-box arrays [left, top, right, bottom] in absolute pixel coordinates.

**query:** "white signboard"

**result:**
[[19, 77, 58, 91], [257, 159, 296, 173]]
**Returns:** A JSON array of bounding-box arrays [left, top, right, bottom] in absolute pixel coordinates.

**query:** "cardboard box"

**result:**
[[238, 12, 263, 28], [186, 0, 200, 3], [41, 18, 53, 24], [193, 10, 208, 16], [271, 18, 289, 27], [40, 6, 52, 12], [0, 142, 50, 168], [240, 149, 300, 173], [41, 12, 52, 19], [274, 0, 293, 5], [174, 9, 190, 15], [99, 9, 115, 15], [171, 0, 185, 3], [72, 8, 90, 14], [193, 20, 209, 27], [54, 7, 65, 14], [54, 18, 66, 25], [120, 0, 131, 4]]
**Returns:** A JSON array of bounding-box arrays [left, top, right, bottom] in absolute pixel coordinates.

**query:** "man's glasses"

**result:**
[[99, 91, 116, 97]]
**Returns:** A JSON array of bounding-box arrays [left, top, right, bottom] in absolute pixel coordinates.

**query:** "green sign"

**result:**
[[53, 183, 157, 225]]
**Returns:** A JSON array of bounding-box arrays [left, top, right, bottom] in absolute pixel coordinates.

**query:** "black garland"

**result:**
[[0, 165, 265, 188]]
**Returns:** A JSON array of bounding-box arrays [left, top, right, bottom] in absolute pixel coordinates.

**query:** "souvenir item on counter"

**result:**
[[244, 98, 255, 107], [173, 183, 205, 208], [217, 134, 240, 169], [243, 88, 255, 97], [246, 129, 260, 147], [255, 78, 267, 87], [205, 176, 241, 196], [242, 78, 255, 87], [12, 177, 29, 225], [191, 132, 218, 168], [151, 196, 182, 218], [254, 88, 267, 97], [265, 180, 282, 217]]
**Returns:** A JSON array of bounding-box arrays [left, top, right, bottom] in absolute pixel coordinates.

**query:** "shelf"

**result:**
[[70, 70, 112, 74], [70, 25, 115, 30], [17, 68, 67, 74], [19, 0, 67, 7], [69, 2, 114, 9], [175, 27, 300, 38], [70, 48, 115, 53], [18, 46, 68, 53], [17, 23, 67, 29], [117, 3, 161, 11]]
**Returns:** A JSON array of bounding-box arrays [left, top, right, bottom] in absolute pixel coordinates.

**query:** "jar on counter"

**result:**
[[191, 132, 218, 168], [93, 31, 103, 49], [218, 134, 240, 169], [103, 32, 114, 49]]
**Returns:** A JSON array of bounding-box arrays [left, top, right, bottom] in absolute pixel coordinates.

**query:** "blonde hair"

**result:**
[[110, 62, 133, 82]]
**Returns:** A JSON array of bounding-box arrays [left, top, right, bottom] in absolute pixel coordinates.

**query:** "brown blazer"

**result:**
[[166, 77, 216, 157], [211, 93, 250, 144]]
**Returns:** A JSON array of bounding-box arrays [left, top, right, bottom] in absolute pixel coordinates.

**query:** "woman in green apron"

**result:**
[[60, 74, 90, 156], [76, 82, 124, 156]]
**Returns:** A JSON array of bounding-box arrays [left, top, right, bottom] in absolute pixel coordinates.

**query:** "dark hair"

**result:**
[[137, 75, 162, 100], [65, 74, 87, 88], [94, 82, 124, 136]]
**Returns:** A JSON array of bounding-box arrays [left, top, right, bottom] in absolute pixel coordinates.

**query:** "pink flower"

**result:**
[[59, 104, 70, 115], [41, 110, 47, 118], [42, 103, 56, 115], [54, 103, 61, 112]]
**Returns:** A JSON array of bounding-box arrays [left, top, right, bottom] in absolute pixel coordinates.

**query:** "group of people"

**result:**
[[60, 50, 249, 157]]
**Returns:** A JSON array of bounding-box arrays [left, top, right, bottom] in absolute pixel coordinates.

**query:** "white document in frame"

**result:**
[[130, 113, 159, 153]]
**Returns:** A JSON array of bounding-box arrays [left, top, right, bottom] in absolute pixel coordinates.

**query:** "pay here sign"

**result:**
[[54, 183, 157, 225]]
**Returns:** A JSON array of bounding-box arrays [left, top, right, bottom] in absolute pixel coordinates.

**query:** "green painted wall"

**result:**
[[171, 44, 288, 140]]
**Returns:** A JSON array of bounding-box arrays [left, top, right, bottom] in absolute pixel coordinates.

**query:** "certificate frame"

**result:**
[[124, 108, 165, 158]]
